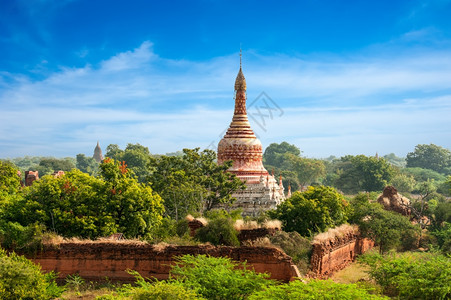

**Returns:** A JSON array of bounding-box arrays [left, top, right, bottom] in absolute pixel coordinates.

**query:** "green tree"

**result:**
[[283, 154, 325, 187], [149, 154, 205, 220], [149, 148, 245, 218], [390, 173, 416, 193], [0, 161, 22, 198], [269, 186, 349, 236], [7, 159, 164, 239], [76, 153, 99, 175], [39, 157, 75, 173], [106, 143, 154, 182], [383, 153, 406, 168], [263, 141, 301, 167], [333, 155, 394, 193], [406, 144, 451, 174], [105, 144, 124, 159], [403, 167, 447, 182], [262, 142, 325, 188], [349, 194, 419, 253], [280, 170, 300, 192]]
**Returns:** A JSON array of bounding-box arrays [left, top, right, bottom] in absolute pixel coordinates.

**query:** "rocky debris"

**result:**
[[377, 186, 411, 216], [25, 170, 39, 186], [188, 219, 206, 237]]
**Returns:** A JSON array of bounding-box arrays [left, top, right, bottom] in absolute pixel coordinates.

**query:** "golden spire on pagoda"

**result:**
[[234, 49, 246, 91]]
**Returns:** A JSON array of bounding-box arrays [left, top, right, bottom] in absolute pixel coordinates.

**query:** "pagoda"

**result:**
[[93, 141, 104, 162], [217, 52, 285, 216]]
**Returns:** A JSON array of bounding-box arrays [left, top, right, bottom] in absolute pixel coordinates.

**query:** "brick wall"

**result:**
[[310, 237, 374, 278], [27, 243, 300, 282]]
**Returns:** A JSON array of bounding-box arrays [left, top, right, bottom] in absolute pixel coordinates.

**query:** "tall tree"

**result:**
[[406, 144, 451, 174], [148, 148, 245, 220], [76, 154, 99, 176], [283, 154, 326, 187], [8, 159, 164, 239], [333, 155, 394, 194], [38, 158, 75, 174], [263, 142, 301, 167], [263, 142, 325, 189], [105, 143, 154, 182], [0, 161, 22, 198]]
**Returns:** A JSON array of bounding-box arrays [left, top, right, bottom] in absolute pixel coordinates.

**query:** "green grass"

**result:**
[[330, 262, 371, 284]]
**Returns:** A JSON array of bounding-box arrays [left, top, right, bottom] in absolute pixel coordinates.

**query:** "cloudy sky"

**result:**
[[1, 0, 451, 159]]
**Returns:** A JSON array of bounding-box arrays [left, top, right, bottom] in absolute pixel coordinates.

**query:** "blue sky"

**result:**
[[1, 0, 451, 158]]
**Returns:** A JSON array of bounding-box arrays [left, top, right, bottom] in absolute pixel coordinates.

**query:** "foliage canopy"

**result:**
[[269, 186, 349, 236]]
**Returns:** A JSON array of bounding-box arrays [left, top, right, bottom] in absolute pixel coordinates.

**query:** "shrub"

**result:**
[[195, 211, 239, 246], [269, 186, 350, 236], [350, 194, 420, 253], [248, 279, 388, 299], [98, 270, 204, 300], [360, 251, 451, 299], [170, 254, 271, 300], [268, 231, 312, 274], [430, 222, 451, 254], [0, 248, 64, 300], [130, 281, 204, 300]]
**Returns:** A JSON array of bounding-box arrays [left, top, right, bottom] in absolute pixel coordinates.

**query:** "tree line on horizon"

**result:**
[[7, 141, 451, 199]]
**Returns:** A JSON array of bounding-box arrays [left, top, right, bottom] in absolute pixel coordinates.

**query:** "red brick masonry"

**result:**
[[310, 237, 374, 278], [28, 243, 300, 282]]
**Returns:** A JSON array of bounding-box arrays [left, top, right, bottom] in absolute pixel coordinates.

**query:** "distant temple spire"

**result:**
[[93, 141, 104, 162]]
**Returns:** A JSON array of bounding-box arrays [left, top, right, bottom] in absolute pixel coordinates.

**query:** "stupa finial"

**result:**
[[234, 49, 246, 91], [240, 47, 242, 69]]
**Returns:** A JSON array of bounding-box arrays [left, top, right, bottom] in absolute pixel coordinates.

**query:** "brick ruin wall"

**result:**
[[27, 243, 300, 282], [310, 236, 374, 278]]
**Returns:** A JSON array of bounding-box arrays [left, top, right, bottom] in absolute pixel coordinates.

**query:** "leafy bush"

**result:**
[[6, 159, 164, 239], [269, 186, 350, 236], [98, 270, 204, 300], [130, 281, 204, 300], [360, 251, 451, 299], [349, 193, 420, 253], [170, 254, 271, 300], [195, 210, 239, 246], [268, 231, 312, 274], [430, 222, 451, 254], [0, 221, 46, 252], [247, 279, 388, 299], [0, 248, 64, 299]]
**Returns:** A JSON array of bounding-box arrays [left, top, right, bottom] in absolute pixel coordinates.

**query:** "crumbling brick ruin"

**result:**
[[27, 242, 300, 282], [25, 170, 39, 186], [310, 224, 374, 278], [377, 185, 411, 216], [52, 170, 65, 177]]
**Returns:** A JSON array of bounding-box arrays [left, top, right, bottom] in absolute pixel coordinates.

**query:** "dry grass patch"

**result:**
[[313, 224, 358, 245], [263, 219, 282, 230], [330, 261, 371, 284], [234, 220, 259, 230]]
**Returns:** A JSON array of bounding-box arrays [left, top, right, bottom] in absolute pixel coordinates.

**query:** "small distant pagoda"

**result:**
[[217, 52, 285, 216], [93, 141, 104, 162]]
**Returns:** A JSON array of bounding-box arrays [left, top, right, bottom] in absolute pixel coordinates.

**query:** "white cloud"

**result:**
[[1, 40, 451, 158]]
